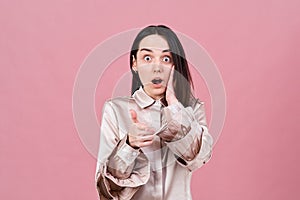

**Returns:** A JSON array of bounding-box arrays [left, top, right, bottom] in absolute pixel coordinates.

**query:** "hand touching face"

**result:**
[[165, 65, 179, 105]]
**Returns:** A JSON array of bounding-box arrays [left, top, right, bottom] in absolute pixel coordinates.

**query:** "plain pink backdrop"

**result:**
[[1, 0, 299, 199]]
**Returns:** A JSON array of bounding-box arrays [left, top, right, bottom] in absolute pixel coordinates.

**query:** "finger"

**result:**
[[130, 109, 139, 123], [157, 132, 174, 142], [129, 134, 154, 146], [135, 123, 147, 131], [139, 140, 154, 147], [144, 126, 156, 133], [143, 126, 156, 134], [135, 123, 155, 132], [140, 134, 155, 142], [136, 128, 155, 136], [166, 66, 178, 105], [167, 65, 175, 88]]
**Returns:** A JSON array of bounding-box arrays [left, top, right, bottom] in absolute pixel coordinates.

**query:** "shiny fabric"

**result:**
[[96, 87, 213, 200]]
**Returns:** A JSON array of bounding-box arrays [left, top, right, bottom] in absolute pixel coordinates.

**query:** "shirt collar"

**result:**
[[132, 87, 167, 109]]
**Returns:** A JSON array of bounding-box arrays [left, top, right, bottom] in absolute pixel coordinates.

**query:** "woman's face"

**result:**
[[132, 34, 173, 100]]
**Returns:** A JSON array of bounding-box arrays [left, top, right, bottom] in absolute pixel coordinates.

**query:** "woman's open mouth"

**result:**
[[151, 78, 163, 84], [151, 78, 163, 88]]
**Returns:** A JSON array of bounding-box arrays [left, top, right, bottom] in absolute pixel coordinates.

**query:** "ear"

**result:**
[[132, 55, 137, 71]]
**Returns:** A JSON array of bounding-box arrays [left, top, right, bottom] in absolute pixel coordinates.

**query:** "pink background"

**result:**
[[1, 0, 299, 199]]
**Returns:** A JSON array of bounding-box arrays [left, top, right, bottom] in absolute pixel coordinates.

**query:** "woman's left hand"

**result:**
[[166, 65, 179, 105]]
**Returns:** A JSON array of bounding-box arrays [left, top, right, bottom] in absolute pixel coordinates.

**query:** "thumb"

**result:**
[[130, 109, 138, 123]]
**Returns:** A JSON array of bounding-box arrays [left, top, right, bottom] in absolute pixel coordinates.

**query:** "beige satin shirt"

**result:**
[[96, 87, 213, 200]]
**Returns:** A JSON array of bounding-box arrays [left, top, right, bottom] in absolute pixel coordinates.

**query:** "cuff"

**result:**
[[97, 153, 150, 199], [116, 136, 140, 166], [106, 136, 140, 179], [183, 126, 213, 171], [197, 126, 213, 164], [101, 151, 150, 188]]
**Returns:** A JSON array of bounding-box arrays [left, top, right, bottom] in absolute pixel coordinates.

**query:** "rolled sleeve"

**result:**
[[163, 100, 213, 171], [185, 125, 213, 171], [166, 123, 213, 171], [96, 152, 150, 200], [107, 136, 140, 179], [96, 101, 150, 199], [166, 120, 200, 158], [116, 139, 140, 166]]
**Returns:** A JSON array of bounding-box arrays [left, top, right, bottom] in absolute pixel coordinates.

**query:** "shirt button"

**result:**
[[132, 152, 137, 156]]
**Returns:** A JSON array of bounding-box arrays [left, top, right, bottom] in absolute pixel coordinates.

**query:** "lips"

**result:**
[[151, 78, 163, 84]]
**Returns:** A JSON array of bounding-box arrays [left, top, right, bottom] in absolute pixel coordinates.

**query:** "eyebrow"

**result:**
[[140, 48, 171, 53]]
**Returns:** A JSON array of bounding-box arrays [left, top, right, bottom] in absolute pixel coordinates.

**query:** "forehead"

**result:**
[[138, 34, 170, 50]]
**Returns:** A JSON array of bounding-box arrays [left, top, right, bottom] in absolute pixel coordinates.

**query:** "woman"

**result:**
[[96, 25, 213, 200]]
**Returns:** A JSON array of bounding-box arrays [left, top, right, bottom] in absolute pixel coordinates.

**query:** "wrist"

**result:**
[[126, 135, 140, 150]]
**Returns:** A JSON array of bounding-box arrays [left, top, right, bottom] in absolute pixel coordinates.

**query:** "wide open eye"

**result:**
[[162, 56, 171, 63], [144, 55, 152, 62]]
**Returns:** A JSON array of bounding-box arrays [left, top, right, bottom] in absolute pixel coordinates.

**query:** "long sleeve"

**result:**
[[95, 101, 150, 200], [161, 100, 213, 171]]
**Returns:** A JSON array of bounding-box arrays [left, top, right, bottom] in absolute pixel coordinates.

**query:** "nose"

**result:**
[[153, 60, 163, 73], [153, 64, 162, 73]]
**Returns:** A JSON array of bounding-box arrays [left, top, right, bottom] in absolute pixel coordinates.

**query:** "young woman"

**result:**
[[96, 25, 213, 200]]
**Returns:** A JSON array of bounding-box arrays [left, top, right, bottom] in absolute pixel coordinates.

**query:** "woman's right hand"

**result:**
[[127, 109, 155, 148]]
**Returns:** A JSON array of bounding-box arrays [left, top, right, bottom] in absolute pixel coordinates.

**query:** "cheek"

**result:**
[[164, 67, 172, 77], [137, 65, 150, 75], [138, 72, 150, 80], [137, 67, 152, 83]]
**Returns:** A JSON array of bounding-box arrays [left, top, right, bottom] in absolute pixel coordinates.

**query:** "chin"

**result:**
[[144, 85, 166, 99], [151, 88, 165, 97]]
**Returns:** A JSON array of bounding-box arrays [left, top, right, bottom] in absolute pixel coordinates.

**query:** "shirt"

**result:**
[[95, 87, 213, 200]]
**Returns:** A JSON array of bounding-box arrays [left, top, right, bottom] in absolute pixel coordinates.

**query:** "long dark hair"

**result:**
[[130, 25, 195, 107]]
